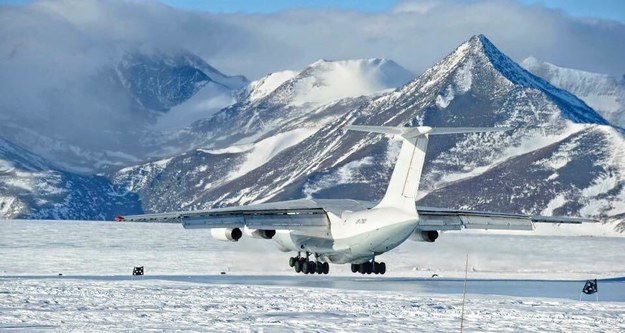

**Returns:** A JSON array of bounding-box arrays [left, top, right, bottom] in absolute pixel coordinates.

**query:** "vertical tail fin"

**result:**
[[342, 125, 510, 212]]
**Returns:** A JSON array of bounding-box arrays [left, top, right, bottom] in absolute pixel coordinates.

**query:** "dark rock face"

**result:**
[[117, 52, 248, 112]]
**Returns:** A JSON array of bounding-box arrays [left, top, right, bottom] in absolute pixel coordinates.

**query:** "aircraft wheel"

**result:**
[[358, 264, 366, 274], [365, 262, 373, 274], [308, 262, 316, 274], [316, 262, 323, 274], [373, 262, 380, 274], [302, 261, 310, 274], [380, 262, 386, 275], [289, 257, 296, 267], [351, 264, 358, 273], [294, 260, 302, 273], [322, 262, 329, 274]]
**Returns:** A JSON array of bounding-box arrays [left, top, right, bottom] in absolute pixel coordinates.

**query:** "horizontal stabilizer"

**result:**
[[428, 127, 512, 135], [342, 125, 511, 139]]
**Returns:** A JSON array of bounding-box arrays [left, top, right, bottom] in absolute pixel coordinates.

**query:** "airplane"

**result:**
[[115, 125, 595, 275]]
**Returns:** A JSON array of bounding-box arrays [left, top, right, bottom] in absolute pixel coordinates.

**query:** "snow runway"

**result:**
[[2, 275, 624, 332], [1, 220, 624, 331]]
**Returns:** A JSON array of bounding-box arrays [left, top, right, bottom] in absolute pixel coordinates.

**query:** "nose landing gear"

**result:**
[[351, 261, 386, 275], [288, 252, 329, 275]]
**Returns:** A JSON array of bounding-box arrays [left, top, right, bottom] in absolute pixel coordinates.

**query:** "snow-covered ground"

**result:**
[[1, 220, 624, 332]]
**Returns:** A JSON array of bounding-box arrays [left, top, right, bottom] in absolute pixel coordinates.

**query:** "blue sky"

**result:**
[[148, 0, 625, 22], [2, 0, 625, 23]]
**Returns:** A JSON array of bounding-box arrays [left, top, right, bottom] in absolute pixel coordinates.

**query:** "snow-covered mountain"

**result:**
[[112, 35, 624, 229], [114, 58, 414, 211], [0, 51, 247, 173], [0, 136, 141, 220], [158, 58, 414, 155], [521, 57, 625, 128], [1, 55, 414, 218]]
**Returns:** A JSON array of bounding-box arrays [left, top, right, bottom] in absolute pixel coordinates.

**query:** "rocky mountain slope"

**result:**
[[113, 58, 415, 211], [521, 57, 625, 128], [117, 52, 247, 113], [0, 137, 141, 220]]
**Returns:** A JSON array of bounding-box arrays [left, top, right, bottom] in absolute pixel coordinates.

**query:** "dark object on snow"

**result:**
[[220, 272, 226, 275], [58, 273, 63, 276], [133, 266, 144, 276], [582, 279, 598, 294], [431, 274, 438, 278]]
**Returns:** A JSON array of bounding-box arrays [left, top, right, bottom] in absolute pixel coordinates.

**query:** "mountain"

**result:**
[[117, 52, 247, 113], [521, 57, 625, 128], [112, 35, 625, 230], [238, 58, 413, 107], [113, 58, 415, 211], [0, 51, 247, 173], [173, 58, 414, 150], [0, 136, 141, 220]]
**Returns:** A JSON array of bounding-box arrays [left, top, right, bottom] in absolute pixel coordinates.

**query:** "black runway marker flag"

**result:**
[[582, 279, 598, 295], [133, 266, 144, 276]]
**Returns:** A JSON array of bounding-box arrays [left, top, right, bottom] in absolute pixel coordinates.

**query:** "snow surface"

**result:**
[[1, 220, 624, 332], [152, 84, 236, 131], [246, 70, 299, 102], [290, 59, 413, 107], [435, 58, 474, 108], [224, 128, 316, 180]]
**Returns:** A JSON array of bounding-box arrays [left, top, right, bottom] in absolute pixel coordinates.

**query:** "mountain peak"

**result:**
[[242, 57, 414, 108], [400, 34, 608, 126]]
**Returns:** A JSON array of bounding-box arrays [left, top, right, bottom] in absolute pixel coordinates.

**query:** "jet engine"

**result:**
[[244, 228, 276, 239], [409, 230, 439, 243], [210, 228, 243, 242]]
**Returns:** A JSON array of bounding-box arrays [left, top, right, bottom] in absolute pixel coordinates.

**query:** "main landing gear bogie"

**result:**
[[351, 261, 386, 275], [289, 252, 329, 275]]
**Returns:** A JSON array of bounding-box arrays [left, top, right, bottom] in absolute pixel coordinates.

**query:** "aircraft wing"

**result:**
[[115, 199, 330, 230], [415, 206, 598, 231]]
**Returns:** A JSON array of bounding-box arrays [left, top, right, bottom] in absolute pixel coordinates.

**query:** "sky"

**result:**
[[2, 0, 625, 22], [124, 0, 625, 23], [2, 0, 624, 78]]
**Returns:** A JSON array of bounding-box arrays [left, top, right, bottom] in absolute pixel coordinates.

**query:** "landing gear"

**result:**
[[289, 252, 329, 275], [351, 260, 386, 275]]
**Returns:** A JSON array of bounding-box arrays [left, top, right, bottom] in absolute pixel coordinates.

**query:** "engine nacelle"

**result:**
[[244, 228, 276, 239], [210, 228, 243, 242], [409, 230, 439, 243]]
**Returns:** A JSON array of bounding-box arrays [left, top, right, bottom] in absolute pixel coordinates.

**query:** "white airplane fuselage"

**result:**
[[272, 202, 420, 264]]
